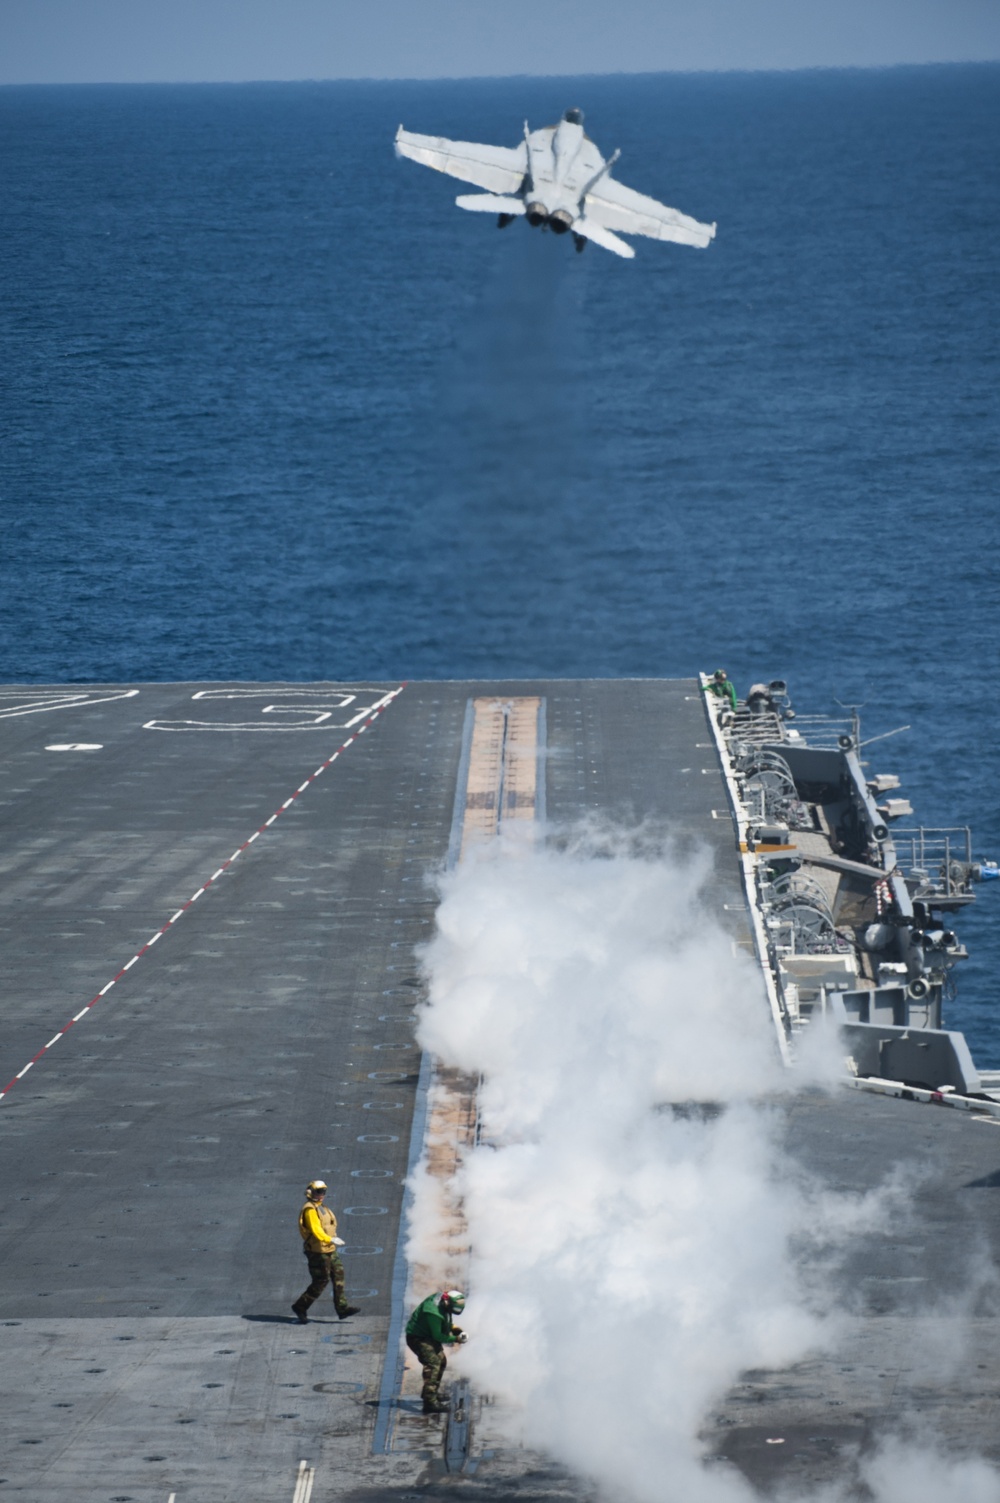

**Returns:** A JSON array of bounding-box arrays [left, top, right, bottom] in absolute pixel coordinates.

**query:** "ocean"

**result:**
[[1, 66, 998, 1058]]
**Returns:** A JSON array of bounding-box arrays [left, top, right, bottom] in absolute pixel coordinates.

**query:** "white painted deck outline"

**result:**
[[144, 686, 390, 732], [0, 688, 140, 720], [0, 684, 406, 1103]]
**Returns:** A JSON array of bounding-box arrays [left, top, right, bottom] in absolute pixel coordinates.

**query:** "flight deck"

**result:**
[[0, 680, 998, 1501]]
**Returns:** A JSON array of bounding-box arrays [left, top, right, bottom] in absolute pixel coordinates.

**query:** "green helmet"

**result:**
[[443, 1289, 466, 1314]]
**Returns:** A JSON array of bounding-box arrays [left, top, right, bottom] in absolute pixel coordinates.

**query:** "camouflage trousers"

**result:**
[[406, 1335, 447, 1408], [297, 1250, 348, 1316]]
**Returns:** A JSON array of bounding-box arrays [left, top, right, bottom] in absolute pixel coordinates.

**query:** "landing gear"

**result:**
[[497, 214, 515, 229], [573, 233, 586, 254]]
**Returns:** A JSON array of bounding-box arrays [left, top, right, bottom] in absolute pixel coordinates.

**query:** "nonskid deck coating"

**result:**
[[0, 679, 736, 1497], [0, 679, 997, 1500]]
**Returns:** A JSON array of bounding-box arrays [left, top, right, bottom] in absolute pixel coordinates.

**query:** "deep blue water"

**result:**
[[2, 68, 999, 1057]]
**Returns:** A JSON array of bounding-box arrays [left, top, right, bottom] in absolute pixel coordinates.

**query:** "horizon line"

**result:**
[[2, 57, 999, 90]]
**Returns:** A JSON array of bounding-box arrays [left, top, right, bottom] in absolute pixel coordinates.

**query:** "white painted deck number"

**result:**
[[143, 687, 396, 732]]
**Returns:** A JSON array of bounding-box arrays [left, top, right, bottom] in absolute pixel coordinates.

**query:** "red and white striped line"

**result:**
[[0, 684, 406, 1103]]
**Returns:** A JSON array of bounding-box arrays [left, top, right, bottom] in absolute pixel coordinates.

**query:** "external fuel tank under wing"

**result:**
[[394, 108, 716, 259]]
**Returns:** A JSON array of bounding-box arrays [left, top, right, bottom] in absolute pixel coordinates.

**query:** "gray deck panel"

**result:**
[[0, 682, 462, 1325]]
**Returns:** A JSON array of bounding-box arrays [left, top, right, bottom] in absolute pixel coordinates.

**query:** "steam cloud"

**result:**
[[407, 831, 1000, 1502]]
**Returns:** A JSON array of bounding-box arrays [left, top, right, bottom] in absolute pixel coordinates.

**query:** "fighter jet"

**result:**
[[394, 108, 716, 260]]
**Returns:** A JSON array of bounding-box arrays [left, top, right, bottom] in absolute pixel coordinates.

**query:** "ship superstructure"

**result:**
[[702, 674, 997, 1102]]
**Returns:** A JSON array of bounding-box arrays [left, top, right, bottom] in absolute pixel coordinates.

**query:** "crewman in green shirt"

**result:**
[[405, 1289, 467, 1414], [291, 1179, 360, 1325], [702, 669, 737, 713]]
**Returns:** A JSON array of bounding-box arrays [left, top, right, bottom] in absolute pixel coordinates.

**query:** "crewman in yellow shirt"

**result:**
[[291, 1180, 360, 1325]]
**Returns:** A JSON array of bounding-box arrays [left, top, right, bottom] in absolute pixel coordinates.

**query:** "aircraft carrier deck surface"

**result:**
[[1, 679, 998, 1502]]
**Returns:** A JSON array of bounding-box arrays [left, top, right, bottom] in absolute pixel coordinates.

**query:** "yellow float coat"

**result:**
[[299, 1200, 338, 1252]]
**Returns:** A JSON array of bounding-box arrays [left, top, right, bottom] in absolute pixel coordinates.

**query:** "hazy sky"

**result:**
[[2, 0, 999, 84]]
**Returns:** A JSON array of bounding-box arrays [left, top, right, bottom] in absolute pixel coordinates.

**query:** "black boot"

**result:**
[[291, 1301, 309, 1325], [337, 1304, 361, 1320]]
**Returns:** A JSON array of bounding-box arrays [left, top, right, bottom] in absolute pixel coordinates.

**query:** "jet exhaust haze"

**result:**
[[407, 830, 1000, 1502], [401, 234, 618, 678]]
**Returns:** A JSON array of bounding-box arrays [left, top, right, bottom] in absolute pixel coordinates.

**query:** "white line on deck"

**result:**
[[0, 689, 139, 720]]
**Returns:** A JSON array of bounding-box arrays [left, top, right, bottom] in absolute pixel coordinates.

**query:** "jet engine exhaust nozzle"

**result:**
[[548, 209, 574, 235], [525, 201, 547, 227]]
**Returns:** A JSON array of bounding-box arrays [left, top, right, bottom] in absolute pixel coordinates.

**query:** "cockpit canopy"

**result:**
[[563, 108, 585, 125]]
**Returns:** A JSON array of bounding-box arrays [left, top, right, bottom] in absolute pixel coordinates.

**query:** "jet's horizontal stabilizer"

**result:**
[[570, 217, 635, 259], [455, 194, 526, 215]]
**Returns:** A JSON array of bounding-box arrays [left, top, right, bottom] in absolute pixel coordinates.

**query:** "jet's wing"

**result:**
[[395, 127, 527, 195], [584, 176, 716, 248]]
